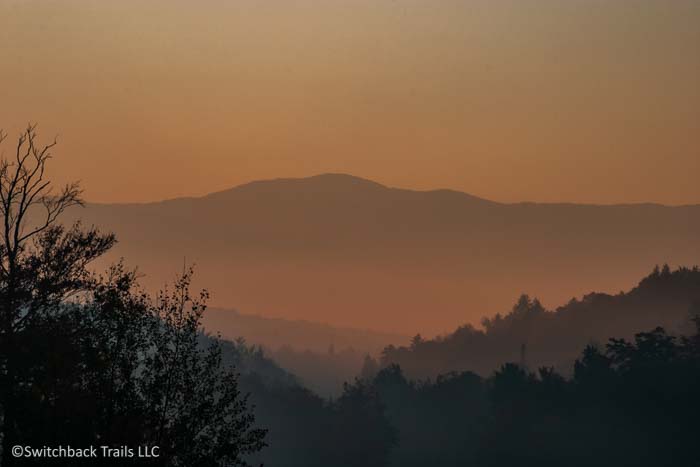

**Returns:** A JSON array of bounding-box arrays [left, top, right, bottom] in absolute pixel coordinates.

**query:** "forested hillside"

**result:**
[[381, 266, 700, 379]]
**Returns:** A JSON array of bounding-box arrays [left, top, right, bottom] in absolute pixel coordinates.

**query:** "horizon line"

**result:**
[[83, 173, 700, 209]]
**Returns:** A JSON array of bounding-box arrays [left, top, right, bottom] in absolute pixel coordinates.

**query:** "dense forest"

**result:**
[[366, 320, 700, 466], [267, 266, 700, 397], [1, 127, 699, 466], [237, 267, 700, 466], [382, 265, 700, 379], [150, 291, 695, 467]]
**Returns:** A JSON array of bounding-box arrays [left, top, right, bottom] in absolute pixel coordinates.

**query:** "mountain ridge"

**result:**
[[85, 173, 698, 208], [381, 265, 700, 379], [204, 306, 408, 354], [64, 173, 700, 335]]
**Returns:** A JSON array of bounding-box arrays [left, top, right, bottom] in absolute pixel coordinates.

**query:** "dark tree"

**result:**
[[333, 379, 396, 467], [0, 126, 266, 466], [137, 271, 267, 466], [0, 125, 114, 463]]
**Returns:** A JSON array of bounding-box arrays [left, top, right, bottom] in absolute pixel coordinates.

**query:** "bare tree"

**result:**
[[0, 124, 115, 464], [0, 125, 82, 252], [0, 125, 266, 466]]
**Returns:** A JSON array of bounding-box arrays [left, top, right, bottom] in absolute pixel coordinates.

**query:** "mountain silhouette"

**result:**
[[204, 306, 407, 354], [63, 174, 700, 335], [382, 265, 700, 380]]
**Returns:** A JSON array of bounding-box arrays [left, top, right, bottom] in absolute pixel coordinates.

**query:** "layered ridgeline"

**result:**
[[381, 266, 700, 380], [205, 308, 406, 354], [215, 266, 700, 467], [64, 174, 700, 336], [204, 308, 408, 396]]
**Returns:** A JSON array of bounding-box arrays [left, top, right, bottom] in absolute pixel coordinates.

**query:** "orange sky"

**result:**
[[1, 0, 698, 205]]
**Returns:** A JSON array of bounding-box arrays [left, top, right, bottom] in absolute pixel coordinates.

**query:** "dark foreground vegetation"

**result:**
[[1, 127, 698, 466], [0, 127, 266, 466], [375, 322, 700, 466], [241, 314, 700, 467]]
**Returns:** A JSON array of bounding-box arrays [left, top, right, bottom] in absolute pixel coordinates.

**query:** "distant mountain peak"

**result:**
[[200, 173, 500, 207], [205, 173, 388, 199], [306, 173, 387, 186]]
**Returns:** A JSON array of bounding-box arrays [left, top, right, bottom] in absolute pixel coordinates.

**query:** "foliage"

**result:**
[[382, 266, 700, 380], [0, 127, 265, 466]]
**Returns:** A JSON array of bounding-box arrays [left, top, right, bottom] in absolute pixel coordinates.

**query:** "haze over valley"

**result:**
[[63, 173, 700, 338]]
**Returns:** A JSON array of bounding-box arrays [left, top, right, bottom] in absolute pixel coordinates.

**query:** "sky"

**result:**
[[1, 0, 699, 205]]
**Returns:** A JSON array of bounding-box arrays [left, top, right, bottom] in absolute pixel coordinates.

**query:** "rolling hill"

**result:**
[[61, 173, 700, 335], [203, 307, 407, 354], [381, 265, 700, 379]]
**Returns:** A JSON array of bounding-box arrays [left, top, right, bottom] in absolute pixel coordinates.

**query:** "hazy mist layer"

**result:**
[[62, 174, 700, 335]]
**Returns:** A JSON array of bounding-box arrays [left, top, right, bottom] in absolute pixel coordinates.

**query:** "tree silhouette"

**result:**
[[0, 126, 266, 466], [333, 378, 396, 467], [138, 270, 267, 466], [0, 125, 114, 464]]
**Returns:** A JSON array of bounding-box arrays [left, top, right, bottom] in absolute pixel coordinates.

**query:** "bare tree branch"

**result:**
[[0, 125, 83, 259]]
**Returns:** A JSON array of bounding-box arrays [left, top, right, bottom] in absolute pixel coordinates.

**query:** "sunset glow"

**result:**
[[2, 0, 698, 204]]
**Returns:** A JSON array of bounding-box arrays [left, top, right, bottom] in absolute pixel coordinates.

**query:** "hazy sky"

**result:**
[[1, 0, 698, 204]]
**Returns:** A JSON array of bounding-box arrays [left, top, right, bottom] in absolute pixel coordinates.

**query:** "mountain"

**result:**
[[203, 307, 407, 354], [63, 173, 700, 335], [203, 305, 408, 396], [381, 266, 700, 380]]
